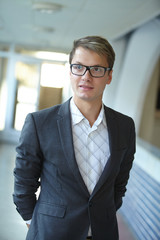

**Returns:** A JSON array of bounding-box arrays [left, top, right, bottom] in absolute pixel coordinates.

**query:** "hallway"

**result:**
[[0, 142, 136, 240]]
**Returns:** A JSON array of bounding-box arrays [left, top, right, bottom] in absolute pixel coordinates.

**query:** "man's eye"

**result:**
[[93, 67, 101, 72], [76, 65, 83, 70], [72, 65, 83, 70]]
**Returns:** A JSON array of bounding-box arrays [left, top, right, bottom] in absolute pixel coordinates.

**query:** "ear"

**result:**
[[106, 70, 113, 85]]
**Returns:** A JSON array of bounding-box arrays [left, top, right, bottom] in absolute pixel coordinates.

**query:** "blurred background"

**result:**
[[0, 0, 160, 239]]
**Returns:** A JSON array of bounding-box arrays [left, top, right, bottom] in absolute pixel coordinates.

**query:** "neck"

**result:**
[[73, 97, 102, 127]]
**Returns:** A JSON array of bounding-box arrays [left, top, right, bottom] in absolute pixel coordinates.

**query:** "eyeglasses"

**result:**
[[70, 64, 111, 78]]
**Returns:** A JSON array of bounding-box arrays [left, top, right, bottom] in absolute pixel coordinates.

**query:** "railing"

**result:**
[[120, 138, 160, 240]]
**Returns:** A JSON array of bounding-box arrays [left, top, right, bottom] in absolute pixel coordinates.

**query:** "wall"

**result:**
[[139, 58, 160, 148], [103, 35, 129, 108], [113, 18, 160, 132], [107, 18, 160, 240]]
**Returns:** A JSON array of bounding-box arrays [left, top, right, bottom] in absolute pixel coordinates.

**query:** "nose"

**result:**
[[82, 68, 92, 80]]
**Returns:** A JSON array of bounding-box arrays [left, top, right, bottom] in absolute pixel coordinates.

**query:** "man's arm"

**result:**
[[114, 119, 136, 210], [13, 113, 43, 221]]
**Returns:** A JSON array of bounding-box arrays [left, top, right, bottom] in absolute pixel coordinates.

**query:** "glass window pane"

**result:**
[[14, 103, 36, 131], [38, 62, 67, 110], [40, 63, 66, 88], [14, 62, 39, 131]]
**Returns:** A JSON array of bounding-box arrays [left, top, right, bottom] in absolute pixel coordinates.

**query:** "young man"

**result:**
[[13, 36, 136, 240]]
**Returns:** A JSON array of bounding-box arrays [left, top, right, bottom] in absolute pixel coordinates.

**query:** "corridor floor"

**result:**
[[0, 142, 136, 240]]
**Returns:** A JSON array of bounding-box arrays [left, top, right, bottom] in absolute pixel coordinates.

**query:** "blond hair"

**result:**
[[69, 36, 115, 69]]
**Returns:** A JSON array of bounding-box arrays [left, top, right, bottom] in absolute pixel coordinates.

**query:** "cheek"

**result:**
[[70, 74, 80, 83], [70, 76, 78, 90], [97, 79, 108, 90]]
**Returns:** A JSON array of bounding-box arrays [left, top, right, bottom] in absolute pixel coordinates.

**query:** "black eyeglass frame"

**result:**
[[70, 64, 111, 78]]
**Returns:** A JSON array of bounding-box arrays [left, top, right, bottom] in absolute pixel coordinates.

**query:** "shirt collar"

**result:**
[[70, 98, 84, 125], [70, 98, 106, 127]]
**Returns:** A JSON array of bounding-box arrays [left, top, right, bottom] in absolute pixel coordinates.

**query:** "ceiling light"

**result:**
[[32, 2, 63, 14]]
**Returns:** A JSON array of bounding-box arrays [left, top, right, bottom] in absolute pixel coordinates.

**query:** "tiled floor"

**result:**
[[0, 142, 136, 240]]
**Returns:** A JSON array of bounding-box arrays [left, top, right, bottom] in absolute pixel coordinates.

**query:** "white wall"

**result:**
[[103, 36, 129, 108], [112, 18, 160, 133]]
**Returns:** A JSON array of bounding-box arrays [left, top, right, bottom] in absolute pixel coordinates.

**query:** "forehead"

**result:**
[[72, 47, 108, 66]]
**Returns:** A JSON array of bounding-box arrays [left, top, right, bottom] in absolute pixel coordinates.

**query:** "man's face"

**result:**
[[70, 47, 112, 105]]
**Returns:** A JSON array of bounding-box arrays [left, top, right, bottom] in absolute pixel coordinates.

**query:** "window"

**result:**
[[14, 62, 39, 130]]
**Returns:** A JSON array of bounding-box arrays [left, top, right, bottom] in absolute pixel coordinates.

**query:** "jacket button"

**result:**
[[89, 202, 92, 207]]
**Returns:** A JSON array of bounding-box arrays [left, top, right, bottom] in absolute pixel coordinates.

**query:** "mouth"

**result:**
[[79, 84, 94, 90]]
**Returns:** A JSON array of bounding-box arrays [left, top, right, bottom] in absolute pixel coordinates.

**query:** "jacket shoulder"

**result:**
[[25, 99, 70, 129], [104, 106, 134, 123], [31, 99, 70, 119]]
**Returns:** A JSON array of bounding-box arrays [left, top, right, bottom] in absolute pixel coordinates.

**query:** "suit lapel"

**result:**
[[91, 106, 118, 197], [57, 99, 89, 196]]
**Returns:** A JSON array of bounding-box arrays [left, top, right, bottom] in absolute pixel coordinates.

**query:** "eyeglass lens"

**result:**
[[71, 64, 105, 77]]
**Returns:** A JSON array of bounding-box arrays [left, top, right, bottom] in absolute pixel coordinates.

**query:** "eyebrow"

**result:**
[[73, 62, 104, 67]]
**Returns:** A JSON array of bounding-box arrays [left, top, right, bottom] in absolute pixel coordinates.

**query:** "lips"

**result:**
[[79, 84, 93, 90]]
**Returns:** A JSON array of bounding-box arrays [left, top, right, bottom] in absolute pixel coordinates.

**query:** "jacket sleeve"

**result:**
[[114, 119, 136, 210], [13, 113, 43, 220]]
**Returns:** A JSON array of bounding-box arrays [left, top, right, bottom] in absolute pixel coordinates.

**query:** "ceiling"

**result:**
[[0, 0, 160, 53]]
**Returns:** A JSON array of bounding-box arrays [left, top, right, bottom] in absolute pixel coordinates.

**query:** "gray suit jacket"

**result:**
[[13, 98, 136, 240]]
